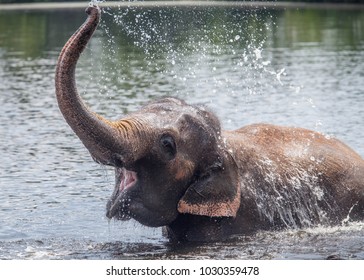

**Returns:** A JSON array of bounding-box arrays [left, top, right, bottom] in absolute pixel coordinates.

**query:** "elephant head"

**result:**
[[55, 5, 240, 228]]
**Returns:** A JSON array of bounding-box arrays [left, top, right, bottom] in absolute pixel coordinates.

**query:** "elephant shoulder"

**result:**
[[224, 123, 303, 147], [225, 123, 364, 165], [232, 123, 312, 139]]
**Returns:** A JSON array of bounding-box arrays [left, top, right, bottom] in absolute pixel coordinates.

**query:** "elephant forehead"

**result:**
[[141, 97, 187, 110], [141, 98, 209, 119], [124, 98, 221, 138], [132, 109, 203, 129]]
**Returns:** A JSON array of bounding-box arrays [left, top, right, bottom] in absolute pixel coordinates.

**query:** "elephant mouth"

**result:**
[[106, 168, 138, 219]]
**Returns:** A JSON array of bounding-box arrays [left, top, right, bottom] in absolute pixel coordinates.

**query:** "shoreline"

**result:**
[[0, 1, 363, 11]]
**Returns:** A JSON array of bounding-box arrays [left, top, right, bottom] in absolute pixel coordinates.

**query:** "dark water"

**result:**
[[0, 3, 364, 259]]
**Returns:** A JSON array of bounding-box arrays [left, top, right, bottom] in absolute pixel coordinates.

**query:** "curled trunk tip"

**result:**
[[86, 3, 101, 17]]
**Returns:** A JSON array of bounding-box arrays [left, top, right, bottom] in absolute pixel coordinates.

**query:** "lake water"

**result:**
[[0, 2, 363, 259]]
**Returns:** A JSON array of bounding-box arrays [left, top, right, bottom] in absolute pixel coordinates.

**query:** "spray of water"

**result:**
[[87, 2, 300, 117]]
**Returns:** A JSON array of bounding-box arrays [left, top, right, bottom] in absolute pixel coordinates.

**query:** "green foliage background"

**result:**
[[0, 0, 363, 5], [0, 0, 80, 3]]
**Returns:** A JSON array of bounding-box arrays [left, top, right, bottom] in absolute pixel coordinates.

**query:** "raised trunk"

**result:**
[[55, 5, 125, 166]]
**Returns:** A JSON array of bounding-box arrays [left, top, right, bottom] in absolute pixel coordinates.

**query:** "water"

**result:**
[[0, 3, 364, 259]]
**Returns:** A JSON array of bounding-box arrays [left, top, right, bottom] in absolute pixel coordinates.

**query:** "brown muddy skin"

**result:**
[[55, 5, 364, 242]]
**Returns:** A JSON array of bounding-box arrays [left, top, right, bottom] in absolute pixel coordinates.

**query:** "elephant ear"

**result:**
[[177, 155, 240, 217]]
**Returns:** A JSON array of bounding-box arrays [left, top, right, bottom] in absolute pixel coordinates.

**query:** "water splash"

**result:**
[[88, 3, 294, 116], [247, 158, 335, 229], [89, 0, 105, 6]]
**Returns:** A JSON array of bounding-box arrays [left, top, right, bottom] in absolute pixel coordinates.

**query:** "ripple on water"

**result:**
[[0, 222, 363, 260]]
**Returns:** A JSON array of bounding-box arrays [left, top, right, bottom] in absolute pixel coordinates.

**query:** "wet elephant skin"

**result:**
[[55, 5, 364, 242]]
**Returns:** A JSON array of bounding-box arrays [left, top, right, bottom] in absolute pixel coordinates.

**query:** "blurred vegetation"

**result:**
[[0, 0, 363, 5], [0, 0, 76, 3], [0, 2, 363, 59], [0, 9, 83, 57]]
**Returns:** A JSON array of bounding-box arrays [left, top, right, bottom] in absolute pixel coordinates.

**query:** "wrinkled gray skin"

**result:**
[[55, 6, 364, 242]]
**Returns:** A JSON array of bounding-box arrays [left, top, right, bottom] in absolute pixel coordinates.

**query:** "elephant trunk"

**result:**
[[55, 5, 137, 166]]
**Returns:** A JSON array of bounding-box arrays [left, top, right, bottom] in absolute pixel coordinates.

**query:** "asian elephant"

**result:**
[[55, 5, 364, 242]]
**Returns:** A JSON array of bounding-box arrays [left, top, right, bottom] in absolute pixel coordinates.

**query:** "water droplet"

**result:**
[[254, 48, 262, 60], [276, 68, 285, 85]]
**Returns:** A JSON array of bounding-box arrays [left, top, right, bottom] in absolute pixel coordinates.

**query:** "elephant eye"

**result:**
[[160, 134, 176, 160]]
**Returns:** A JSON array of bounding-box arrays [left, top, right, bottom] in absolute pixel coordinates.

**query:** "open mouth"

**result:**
[[106, 167, 137, 219]]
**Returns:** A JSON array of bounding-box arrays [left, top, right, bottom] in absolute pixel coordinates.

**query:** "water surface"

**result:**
[[0, 3, 363, 259]]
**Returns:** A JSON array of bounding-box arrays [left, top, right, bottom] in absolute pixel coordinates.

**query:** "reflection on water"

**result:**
[[0, 4, 363, 259]]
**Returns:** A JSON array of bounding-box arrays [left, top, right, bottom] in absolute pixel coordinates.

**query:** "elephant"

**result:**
[[55, 5, 364, 242]]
